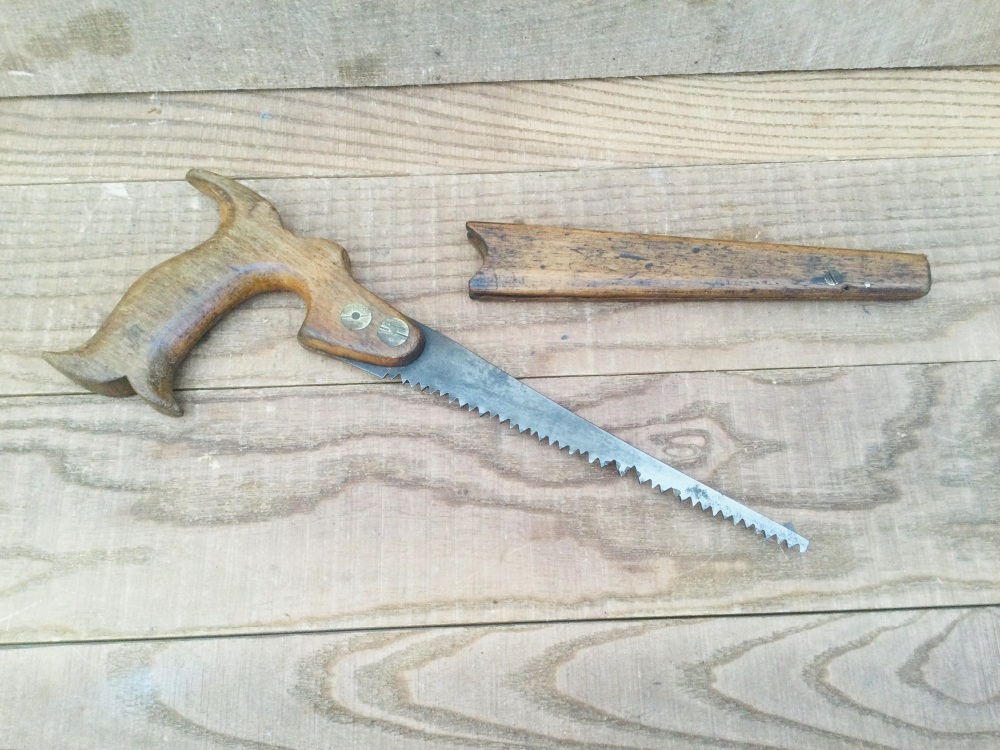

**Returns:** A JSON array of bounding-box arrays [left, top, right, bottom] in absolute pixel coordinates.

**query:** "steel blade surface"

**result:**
[[340, 323, 808, 551]]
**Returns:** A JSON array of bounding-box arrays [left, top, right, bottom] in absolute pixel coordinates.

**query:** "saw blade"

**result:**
[[340, 323, 808, 551]]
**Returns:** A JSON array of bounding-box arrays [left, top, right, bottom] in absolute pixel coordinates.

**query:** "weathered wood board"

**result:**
[[1, 359, 997, 642], [1, 58, 999, 748], [0, 607, 996, 748], [3, 69, 1000, 185], [4, 156, 997, 397], [3, 1, 1000, 97]]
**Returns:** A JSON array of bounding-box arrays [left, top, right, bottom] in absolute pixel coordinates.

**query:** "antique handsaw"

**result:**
[[43, 170, 809, 551]]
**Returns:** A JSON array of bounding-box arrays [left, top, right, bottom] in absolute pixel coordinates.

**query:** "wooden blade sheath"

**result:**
[[466, 222, 930, 301]]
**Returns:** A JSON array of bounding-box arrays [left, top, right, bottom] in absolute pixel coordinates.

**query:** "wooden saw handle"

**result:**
[[43, 169, 423, 416], [467, 222, 931, 301]]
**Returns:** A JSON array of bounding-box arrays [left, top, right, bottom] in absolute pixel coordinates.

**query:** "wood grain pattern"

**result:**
[[4, 156, 998, 397], [0, 607, 996, 748], [1, 359, 997, 642], [3, 2, 1000, 97], [4, 16, 998, 749], [3, 68, 1000, 185], [467, 222, 931, 300], [43, 170, 423, 415]]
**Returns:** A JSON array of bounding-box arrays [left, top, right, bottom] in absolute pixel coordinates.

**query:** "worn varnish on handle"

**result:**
[[43, 170, 423, 416], [467, 222, 930, 301]]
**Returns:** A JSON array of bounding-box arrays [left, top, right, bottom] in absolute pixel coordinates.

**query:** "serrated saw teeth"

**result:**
[[343, 323, 810, 552]]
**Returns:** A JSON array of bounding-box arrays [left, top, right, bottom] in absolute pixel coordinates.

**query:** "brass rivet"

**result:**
[[340, 303, 372, 330], [377, 317, 409, 347]]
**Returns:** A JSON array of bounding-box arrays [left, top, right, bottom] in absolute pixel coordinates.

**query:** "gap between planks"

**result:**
[[1, 151, 995, 190], [3, 600, 996, 651], [5, 352, 1000, 405]]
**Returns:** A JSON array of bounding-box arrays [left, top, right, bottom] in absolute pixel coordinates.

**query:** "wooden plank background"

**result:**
[[1, 4, 998, 748], [2, 608, 997, 748], [2, 1, 999, 97], [4, 68, 1000, 185]]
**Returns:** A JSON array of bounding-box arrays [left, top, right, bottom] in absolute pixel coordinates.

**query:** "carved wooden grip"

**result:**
[[467, 222, 931, 301], [43, 169, 423, 416]]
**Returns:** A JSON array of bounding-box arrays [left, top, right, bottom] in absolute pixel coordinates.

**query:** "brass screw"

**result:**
[[377, 318, 409, 347], [340, 303, 372, 330]]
